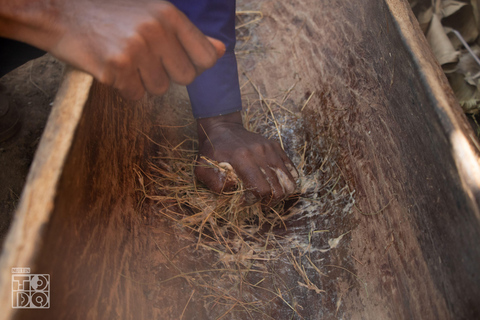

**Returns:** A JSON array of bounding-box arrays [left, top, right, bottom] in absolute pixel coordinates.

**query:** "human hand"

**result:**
[[195, 112, 298, 206], [0, 0, 225, 100]]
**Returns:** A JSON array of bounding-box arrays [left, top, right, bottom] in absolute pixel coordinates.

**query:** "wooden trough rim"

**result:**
[[386, 0, 480, 217], [0, 0, 479, 318], [0, 69, 93, 317]]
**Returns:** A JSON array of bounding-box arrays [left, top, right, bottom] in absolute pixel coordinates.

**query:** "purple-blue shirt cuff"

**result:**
[[187, 51, 242, 119], [171, 0, 242, 119]]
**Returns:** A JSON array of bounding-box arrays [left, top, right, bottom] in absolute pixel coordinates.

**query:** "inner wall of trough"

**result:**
[[13, 82, 166, 320], [15, 0, 480, 319], [304, 0, 480, 318], [234, 0, 480, 318]]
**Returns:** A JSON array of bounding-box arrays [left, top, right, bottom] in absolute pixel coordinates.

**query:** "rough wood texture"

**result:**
[[1, 0, 479, 319], [0, 68, 93, 320]]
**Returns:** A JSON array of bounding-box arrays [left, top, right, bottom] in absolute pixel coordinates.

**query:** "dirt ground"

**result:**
[[0, 54, 64, 251]]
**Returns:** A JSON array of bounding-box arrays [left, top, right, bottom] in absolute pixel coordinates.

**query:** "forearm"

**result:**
[[188, 52, 242, 118]]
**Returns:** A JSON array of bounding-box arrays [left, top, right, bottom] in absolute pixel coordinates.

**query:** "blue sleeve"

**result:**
[[169, 0, 242, 119]]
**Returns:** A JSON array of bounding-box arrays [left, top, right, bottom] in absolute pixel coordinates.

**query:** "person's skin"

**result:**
[[196, 112, 298, 205], [0, 0, 225, 99], [0, 0, 298, 204]]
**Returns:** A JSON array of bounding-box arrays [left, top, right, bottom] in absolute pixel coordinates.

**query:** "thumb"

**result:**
[[195, 157, 237, 193], [206, 36, 226, 59]]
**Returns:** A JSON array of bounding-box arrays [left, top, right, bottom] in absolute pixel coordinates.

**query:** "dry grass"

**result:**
[[135, 94, 358, 317], [133, 10, 359, 319], [235, 10, 268, 57], [139, 104, 301, 250]]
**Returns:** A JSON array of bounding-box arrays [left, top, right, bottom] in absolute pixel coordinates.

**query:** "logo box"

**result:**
[[12, 272, 50, 309]]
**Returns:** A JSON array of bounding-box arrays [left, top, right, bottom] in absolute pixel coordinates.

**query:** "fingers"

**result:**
[[206, 37, 226, 59], [269, 166, 296, 195], [235, 162, 277, 205], [172, 9, 224, 71], [225, 143, 298, 206], [238, 164, 296, 207], [257, 143, 298, 204], [194, 114, 298, 206], [138, 54, 170, 96], [195, 152, 297, 206], [268, 141, 298, 179], [96, 2, 224, 99], [242, 161, 295, 206], [158, 35, 197, 85], [152, 3, 224, 78], [101, 51, 146, 100], [118, 71, 145, 100], [195, 157, 238, 194]]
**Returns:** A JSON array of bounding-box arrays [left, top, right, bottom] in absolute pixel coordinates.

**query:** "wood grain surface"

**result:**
[[1, 0, 479, 319]]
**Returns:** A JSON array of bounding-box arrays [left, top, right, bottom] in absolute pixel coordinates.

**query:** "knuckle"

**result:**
[[137, 20, 160, 39], [155, 2, 179, 23], [126, 34, 144, 50], [196, 48, 217, 70], [252, 142, 266, 154], [269, 140, 282, 151], [138, 18, 169, 44], [98, 69, 114, 86], [256, 185, 271, 197], [194, 167, 210, 185], [107, 53, 131, 72], [235, 147, 252, 159]]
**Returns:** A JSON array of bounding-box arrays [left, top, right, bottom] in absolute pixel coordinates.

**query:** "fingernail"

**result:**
[[206, 36, 226, 58]]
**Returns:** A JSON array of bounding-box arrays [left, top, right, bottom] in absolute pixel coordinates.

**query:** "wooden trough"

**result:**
[[1, 0, 480, 318]]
